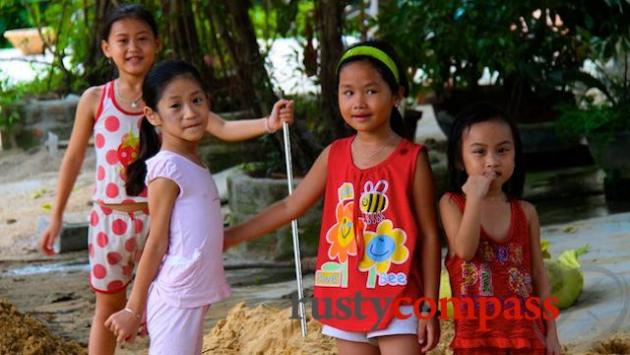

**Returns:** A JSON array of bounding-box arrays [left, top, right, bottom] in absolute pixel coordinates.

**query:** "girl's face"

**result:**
[[461, 120, 515, 189], [338, 61, 402, 133], [145, 76, 209, 144], [101, 18, 159, 77]]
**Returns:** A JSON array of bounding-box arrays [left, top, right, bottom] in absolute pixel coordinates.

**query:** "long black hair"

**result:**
[[126, 60, 207, 196], [101, 4, 158, 42], [336, 40, 410, 139], [446, 102, 525, 198]]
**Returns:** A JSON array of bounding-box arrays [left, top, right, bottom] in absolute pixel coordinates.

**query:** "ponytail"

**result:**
[[126, 118, 160, 196]]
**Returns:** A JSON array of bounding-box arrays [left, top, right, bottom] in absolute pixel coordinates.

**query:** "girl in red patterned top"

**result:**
[[225, 40, 441, 354], [439, 103, 561, 354]]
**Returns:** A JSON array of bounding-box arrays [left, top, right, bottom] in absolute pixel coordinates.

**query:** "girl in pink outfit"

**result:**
[[39, 5, 292, 354], [104, 59, 293, 354]]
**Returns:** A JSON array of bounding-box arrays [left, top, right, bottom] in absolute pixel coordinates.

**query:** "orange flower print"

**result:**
[[326, 201, 358, 263]]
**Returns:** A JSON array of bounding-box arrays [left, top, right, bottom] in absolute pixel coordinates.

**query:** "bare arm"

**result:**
[[439, 193, 483, 260], [414, 151, 442, 351], [524, 201, 559, 337], [440, 169, 496, 261], [105, 178, 179, 342], [224, 145, 329, 248], [39, 86, 100, 255], [206, 99, 293, 141], [414, 151, 441, 302]]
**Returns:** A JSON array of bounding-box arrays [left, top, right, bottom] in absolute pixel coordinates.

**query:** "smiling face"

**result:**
[[101, 18, 159, 77], [367, 234, 396, 262], [337, 61, 401, 133], [338, 216, 353, 247], [144, 76, 209, 145], [461, 120, 516, 190]]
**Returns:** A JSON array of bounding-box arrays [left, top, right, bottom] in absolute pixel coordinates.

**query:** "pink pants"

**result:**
[[146, 287, 209, 355]]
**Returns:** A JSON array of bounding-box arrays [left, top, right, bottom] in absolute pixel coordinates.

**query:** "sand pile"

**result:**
[[0, 299, 86, 355], [202, 302, 454, 355]]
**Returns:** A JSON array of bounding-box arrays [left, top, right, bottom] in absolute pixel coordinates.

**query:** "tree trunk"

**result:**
[[218, 0, 277, 116], [161, 0, 215, 86], [212, 0, 320, 173], [84, 0, 116, 86], [315, 0, 348, 139]]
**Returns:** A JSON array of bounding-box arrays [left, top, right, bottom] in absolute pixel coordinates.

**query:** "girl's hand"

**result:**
[[461, 170, 496, 200], [266, 99, 294, 133], [104, 308, 142, 343], [546, 328, 561, 355], [39, 218, 62, 256], [417, 316, 440, 352]]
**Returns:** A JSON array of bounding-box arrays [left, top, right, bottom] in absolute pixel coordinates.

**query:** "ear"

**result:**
[[392, 86, 405, 106], [155, 37, 162, 53], [101, 40, 111, 59], [144, 106, 161, 127]]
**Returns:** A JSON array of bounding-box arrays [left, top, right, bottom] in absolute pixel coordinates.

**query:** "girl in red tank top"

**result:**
[[225, 41, 442, 354], [439, 103, 561, 355]]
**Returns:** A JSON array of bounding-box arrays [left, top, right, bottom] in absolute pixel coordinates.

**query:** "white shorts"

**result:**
[[321, 305, 418, 345], [146, 288, 209, 355], [88, 205, 150, 293]]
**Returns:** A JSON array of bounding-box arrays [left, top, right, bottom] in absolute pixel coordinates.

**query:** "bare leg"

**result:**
[[337, 338, 381, 355], [378, 334, 423, 355], [88, 289, 126, 355]]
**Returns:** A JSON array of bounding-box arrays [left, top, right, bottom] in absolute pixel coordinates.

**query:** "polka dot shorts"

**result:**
[[87, 204, 149, 293]]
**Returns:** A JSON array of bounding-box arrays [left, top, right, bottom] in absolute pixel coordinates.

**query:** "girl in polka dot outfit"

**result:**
[[439, 103, 561, 354], [105, 59, 292, 354], [38, 5, 293, 354]]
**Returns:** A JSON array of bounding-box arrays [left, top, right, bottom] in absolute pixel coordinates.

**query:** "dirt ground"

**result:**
[[1, 148, 630, 354]]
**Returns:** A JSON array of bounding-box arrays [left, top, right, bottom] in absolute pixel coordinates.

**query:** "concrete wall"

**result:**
[[227, 173, 322, 261]]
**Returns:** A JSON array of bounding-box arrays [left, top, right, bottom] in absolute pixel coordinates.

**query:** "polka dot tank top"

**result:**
[[92, 80, 148, 204]]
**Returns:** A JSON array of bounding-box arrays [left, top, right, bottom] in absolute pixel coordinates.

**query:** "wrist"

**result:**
[[123, 306, 142, 321], [263, 116, 273, 134], [50, 212, 63, 222], [466, 195, 483, 204], [418, 301, 440, 318]]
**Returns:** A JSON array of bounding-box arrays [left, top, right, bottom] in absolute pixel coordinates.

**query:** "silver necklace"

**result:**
[[115, 80, 142, 109], [352, 136, 397, 165]]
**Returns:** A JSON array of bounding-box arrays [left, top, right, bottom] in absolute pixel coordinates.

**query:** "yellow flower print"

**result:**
[[359, 219, 408, 274], [326, 201, 358, 263]]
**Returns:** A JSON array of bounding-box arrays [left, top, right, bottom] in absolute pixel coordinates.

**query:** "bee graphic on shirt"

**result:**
[[360, 180, 389, 224]]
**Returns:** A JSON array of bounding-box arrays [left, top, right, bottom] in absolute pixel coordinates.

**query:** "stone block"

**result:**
[[38, 212, 88, 253], [227, 173, 321, 261]]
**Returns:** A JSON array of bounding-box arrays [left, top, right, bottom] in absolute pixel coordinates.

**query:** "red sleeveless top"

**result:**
[[312, 137, 425, 331], [445, 193, 547, 351]]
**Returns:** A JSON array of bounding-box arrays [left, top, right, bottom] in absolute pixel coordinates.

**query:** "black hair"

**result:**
[[101, 4, 158, 42], [336, 40, 410, 139], [446, 102, 525, 198], [126, 60, 207, 196]]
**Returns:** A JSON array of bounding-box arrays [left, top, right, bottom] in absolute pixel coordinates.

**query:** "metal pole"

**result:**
[[282, 122, 308, 337]]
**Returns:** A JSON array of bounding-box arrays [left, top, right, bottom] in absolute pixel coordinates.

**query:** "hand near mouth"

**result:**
[[483, 168, 498, 179], [462, 173, 495, 200]]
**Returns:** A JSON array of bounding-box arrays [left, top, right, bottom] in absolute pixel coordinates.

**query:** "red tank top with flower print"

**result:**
[[312, 136, 425, 331], [92, 80, 147, 204], [445, 193, 547, 350]]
